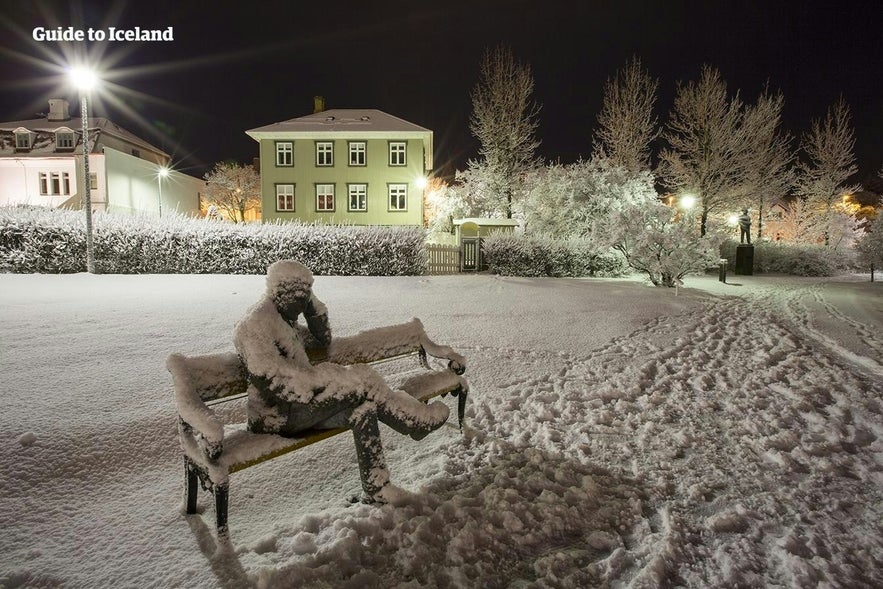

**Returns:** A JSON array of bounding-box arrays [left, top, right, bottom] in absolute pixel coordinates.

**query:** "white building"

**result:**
[[0, 99, 204, 216]]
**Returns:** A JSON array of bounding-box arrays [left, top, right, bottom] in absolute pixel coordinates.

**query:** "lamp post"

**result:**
[[69, 66, 98, 273], [157, 166, 169, 217]]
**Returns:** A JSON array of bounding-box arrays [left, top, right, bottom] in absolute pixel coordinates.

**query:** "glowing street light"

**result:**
[[68, 65, 100, 273], [679, 194, 697, 209], [415, 175, 428, 190], [157, 166, 169, 217]]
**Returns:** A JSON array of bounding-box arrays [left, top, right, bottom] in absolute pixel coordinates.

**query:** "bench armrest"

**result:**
[[167, 353, 225, 446]]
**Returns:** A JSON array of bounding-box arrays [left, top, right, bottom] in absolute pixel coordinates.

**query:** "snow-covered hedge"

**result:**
[[720, 239, 854, 276], [0, 206, 427, 275], [482, 233, 629, 277]]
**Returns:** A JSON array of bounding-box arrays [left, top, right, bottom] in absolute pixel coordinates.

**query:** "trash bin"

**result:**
[[718, 259, 727, 283]]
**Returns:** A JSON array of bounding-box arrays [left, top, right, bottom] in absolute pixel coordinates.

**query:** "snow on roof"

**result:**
[[246, 109, 431, 136], [0, 116, 168, 158]]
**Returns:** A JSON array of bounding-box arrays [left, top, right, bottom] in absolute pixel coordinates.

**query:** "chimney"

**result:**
[[313, 96, 326, 113], [47, 99, 70, 121]]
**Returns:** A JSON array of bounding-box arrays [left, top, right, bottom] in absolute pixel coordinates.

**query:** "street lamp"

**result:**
[[157, 166, 169, 217], [69, 66, 99, 273]]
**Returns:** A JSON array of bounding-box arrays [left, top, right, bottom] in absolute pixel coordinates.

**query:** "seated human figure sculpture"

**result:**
[[233, 260, 465, 502]]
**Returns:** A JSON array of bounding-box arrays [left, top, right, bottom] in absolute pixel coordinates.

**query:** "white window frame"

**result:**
[[56, 131, 75, 150], [316, 184, 335, 212], [276, 184, 295, 211], [38, 171, 71, 196], [276, 142, 293, 167], [388, 184, 407, 211], [348, 142, 366, 166], [348, 184, 367, 212], [89, 173, 98, 190], [316, 142, 333, 166], [388, 142, 407, 166], [15, 131, 32, 150]]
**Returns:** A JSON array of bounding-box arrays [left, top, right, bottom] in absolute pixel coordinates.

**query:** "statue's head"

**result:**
[[266, 260, 314, 321]]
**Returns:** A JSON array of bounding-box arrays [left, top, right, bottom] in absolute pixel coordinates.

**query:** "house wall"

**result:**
[[0, 156, 105, 210], [103, 147, 201, 216], [258, 138, 425, 226]]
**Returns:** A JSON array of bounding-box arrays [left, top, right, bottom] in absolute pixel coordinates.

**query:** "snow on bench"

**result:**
[[168, 345, 467, 536]]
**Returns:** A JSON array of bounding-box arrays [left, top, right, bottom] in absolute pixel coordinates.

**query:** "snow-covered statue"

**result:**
[[738, 209, 752, 244], [233, 260, 465, 503]]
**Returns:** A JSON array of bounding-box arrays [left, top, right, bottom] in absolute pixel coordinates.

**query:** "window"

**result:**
[[276, 142, 293, 166], [389, 142, 407, 166], [56, 131, 75, 150], [348, 184, 367, 211], [388, 184, 407, 211], [89, 173, 98, 190], [38, 172, 72, 196], [316, 142, 333, 166], [15, 132, 31, 150], [348, 142, 366, 166], [316, 184, 335, 212], [276, 184, 295, 211]]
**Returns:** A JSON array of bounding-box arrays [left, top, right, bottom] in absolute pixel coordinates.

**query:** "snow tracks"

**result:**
[[466, 291, 883, 587]]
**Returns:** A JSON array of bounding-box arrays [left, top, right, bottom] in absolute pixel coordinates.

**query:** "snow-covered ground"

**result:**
[[1, 271, 881, 588]]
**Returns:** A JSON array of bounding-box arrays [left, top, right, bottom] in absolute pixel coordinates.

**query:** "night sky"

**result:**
[[1, 0, 881, 186]]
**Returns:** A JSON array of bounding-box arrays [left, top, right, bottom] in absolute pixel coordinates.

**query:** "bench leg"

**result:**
[[457, 389, 468, 431], [215, 483, 229, 537], [184, 457, 198, 514]]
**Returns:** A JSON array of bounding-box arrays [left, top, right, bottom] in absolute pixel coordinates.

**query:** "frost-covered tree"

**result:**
[[740, 89, 795, 240], [794, 97, 861, 246], [203, 162, 261, 223], [469, 45, 541, 218], [776, 197, 822, 243], [521, 157, 657, 238], [856, 213, 883, 280], [598, 201, 723, 287], [424, 179, 468, 234], [659, 66, 760, 236], [592, 56, 659, 173]]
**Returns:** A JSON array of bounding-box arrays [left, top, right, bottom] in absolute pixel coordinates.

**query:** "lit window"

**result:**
[[348, 184, 367, 211], [389, 142, 406, 166], [15, 132, 31, 150], [62, 172, 71, 195], [276, 184, 295, 211], [39, 173, 49, 195], [56, 131, 75, 150], [388, 184, 407, 211], [316, 184, 335, 212], [276, 142, 293, 166], [316, 142, 333, 166], [349, 142, 366, 166]]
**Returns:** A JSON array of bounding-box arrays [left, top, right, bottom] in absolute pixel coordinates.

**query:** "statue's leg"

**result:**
[[375, 387, 450, 441], [349, 406, 390, 499]]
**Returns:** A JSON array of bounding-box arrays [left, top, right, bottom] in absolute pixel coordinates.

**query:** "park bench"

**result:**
[[168, 343, 468, 536]]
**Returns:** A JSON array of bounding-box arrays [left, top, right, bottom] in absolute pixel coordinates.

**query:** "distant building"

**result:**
[[0, 99, 204, 216], [246, 103, 432, 226]]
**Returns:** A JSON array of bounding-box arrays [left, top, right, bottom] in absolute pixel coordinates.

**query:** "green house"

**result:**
[[246, 108, 432, 226]]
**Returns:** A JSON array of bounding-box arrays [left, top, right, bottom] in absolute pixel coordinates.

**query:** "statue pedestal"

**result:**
[[735, 244, 754, 275]]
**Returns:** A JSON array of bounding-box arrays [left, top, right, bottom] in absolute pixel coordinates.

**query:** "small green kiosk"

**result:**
[[453, 217, 519, 272]]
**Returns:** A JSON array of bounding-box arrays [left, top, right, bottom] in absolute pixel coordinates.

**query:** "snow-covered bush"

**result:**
[[482, 232, 629, 277], [719, 239, 853, 276], [0, 206, 427, 275], [599, 202, 722, 287]]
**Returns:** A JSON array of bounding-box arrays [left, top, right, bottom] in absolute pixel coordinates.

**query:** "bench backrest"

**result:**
[[167, 352, 248, 403]]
